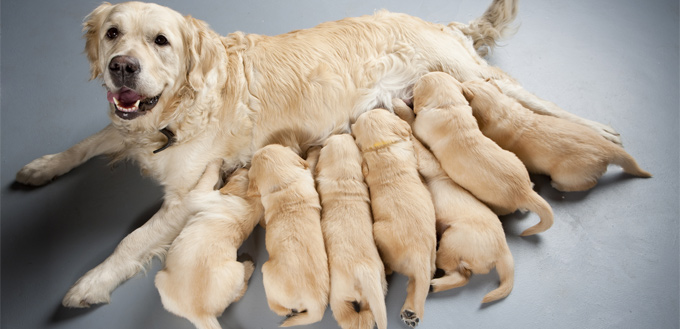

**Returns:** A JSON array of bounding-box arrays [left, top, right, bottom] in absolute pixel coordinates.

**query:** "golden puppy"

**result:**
[[352, 109, 436, 328], [155, 162, 263, 329], [462, 79, 652, 191], [247, 144, 329, 327], [393, 100, 514, 302], [412, 72, 553, 236], [315, 134, 388, 329]]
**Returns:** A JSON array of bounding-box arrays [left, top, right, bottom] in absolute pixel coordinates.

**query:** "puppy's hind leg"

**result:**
[[429, 270, 470, 293], [233, 260, 255, 302], [400, 268, 431, 328]]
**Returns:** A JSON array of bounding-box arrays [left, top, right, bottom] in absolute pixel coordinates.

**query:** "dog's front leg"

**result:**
[[62, 196, 189, 308], [16, 124, 125, 186]]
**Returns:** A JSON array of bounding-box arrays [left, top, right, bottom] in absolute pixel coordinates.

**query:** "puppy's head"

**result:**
[[83, 2, 222, 130], [351, 109, 411, 152], [413, 72, 467, 114], [247, 144, 309, 196], [461, 79, 503, 109], [317, 134, 363, 180]]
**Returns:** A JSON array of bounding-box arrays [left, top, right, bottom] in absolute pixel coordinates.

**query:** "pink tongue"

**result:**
[[107, 88, 143, 106]]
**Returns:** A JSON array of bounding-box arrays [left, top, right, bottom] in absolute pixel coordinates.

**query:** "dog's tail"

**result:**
[[331, 266, 387, 329], [459, 0, 520, 57], [481, 250, 515, 303], [358, 266, 388, 329], [192, 316, 222, 329], [519, 192, 554, 236], [610, 147, 652, 178]]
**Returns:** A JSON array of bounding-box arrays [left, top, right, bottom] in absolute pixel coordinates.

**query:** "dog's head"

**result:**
[[351, 109, 411, 152], [247, 144, 310, 196], [83, 2, 221, 130], [461, 79, 504, 108], [413, 72, 468, 114], [317, 134, 363, 180]]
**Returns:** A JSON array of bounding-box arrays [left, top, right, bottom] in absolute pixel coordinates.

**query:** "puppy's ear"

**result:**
[[461, 84, 475, 102], [184, 16, 221, 91], [361, 159, 369, 177], [82, 2, 113, 80], [246, 172, 261, 197]]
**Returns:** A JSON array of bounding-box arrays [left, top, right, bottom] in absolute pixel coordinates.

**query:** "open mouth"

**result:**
[[107, 88, 161, 120]]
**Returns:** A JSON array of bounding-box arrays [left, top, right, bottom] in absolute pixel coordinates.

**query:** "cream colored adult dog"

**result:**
[[315, 134, 387, 329], [412, 72, 553, 236], [154, 164, 262, 329], [353, 109, 436, 328], [14, 0, 621, 308], [248, 144, 329, 327], [462, 79, 652, 191], [393, 99, 514, 303]]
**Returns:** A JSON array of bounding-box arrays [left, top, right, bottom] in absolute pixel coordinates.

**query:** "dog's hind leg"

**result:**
[[400, 268, 431, 328], [430, 270, 470, 293], [491, 78, 623, 145]]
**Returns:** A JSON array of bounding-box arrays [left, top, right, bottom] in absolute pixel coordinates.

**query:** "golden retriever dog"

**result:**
[[14, 0, 622, 308], [411, 72, 553, 236], [247, 144, 329, 327], [155, 164, 262, 329], [352, 109, 436, 328], [462, 79, 652, 191], [314, 134, 387, 329], [393, 99, 514, 302]]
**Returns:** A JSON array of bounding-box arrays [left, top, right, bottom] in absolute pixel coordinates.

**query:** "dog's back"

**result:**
[[248, 145, 329, 327], [316, 134, 387, 329]]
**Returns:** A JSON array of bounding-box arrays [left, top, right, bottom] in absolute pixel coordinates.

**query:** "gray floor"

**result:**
[[1, 0, 678, 328]]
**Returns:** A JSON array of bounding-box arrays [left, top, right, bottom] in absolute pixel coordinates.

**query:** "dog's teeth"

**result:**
[[113, 97, 120, 106]]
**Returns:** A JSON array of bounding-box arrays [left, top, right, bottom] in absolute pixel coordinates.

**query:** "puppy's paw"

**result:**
[[16, 154, 65, 186], [62, 274, 113, 308], [400, 309, 420, 328]]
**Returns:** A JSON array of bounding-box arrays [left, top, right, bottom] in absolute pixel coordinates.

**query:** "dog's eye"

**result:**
[[154, 35, 169, 46], [106, 27, 119, 40]]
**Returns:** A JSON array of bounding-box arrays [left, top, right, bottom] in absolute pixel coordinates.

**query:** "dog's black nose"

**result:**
[[109, 55, 140, 87]]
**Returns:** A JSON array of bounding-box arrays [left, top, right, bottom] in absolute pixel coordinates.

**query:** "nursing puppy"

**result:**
[[155, 163, 262, 329], [412, 72, 553, 236], [315, 134, 387, 329], [352, 109, 437, 328], [393, 101, 514, 302], [247, 144, 329, 327], [462, 79, 652, 191]]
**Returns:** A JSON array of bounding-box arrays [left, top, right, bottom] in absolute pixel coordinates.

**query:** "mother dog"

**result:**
[[16, 0, 620, 308]]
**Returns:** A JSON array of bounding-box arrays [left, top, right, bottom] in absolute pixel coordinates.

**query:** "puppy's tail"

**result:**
[[611, 147, 652, 178], [519, 192, 554, 236], [457, 0, 520, 57], [481, 250, 515, 303], [358, 266, 388, 329], [192, 316, 222, 329]]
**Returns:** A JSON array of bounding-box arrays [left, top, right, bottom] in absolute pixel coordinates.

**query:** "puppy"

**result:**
[[462, 79, 652, 191], [393, 100, 514, 303], [247, 144, 329, 327], [412, 72, 553, 236], [315, 134, 388, 329], [155, 162, 263, 329], [352, 109, 437, 328]]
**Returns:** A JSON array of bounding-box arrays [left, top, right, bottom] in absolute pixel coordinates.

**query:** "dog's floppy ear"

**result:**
[[184, 16, 221, 91], [461, 84, 475, 102], [83, 2, 113, 80]]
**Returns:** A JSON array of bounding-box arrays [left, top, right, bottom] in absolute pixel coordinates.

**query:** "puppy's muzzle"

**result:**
[[109, 55, 140, 89]]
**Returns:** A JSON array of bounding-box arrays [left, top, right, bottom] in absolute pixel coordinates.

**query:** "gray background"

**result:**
[[1, 0, 678, 328]]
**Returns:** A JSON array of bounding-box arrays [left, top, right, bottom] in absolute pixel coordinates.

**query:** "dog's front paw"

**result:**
[[62, 274, 113, 308], [400, 309, 420, 328], [16, 154, 63, 186]]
